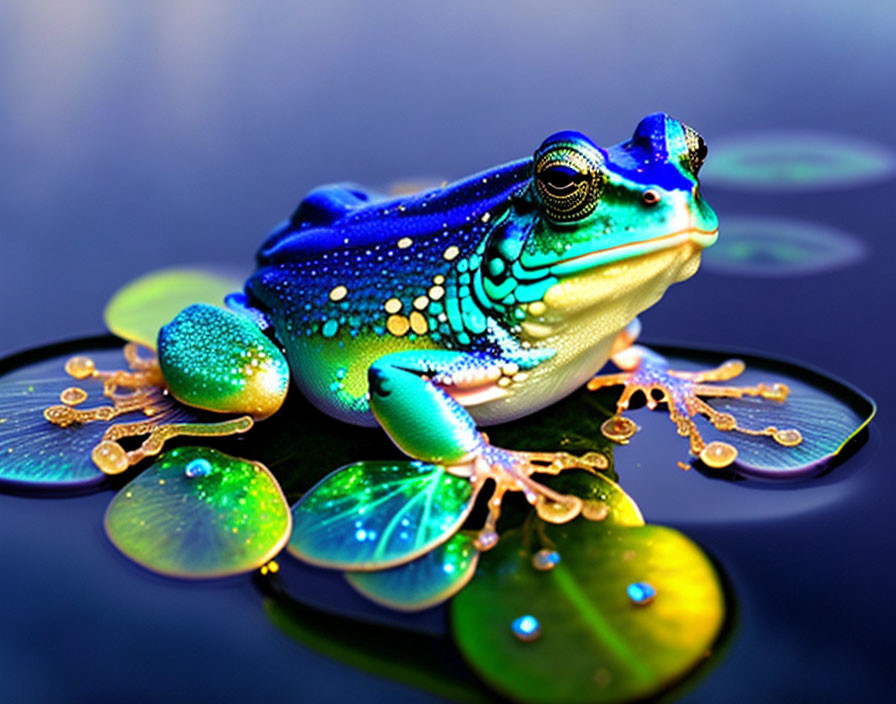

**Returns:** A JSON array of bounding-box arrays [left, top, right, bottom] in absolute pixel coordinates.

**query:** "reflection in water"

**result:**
[[702, 216, 865, 277], [702, 132, 896, 191]]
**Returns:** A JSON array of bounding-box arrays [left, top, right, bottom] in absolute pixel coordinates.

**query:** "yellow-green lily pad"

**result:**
[[104, 267, 245, 348], [451, 520, 725, 703], [105, 446, 291, 578], [543, 469, 644, 527], [345, 532, 480, 611]]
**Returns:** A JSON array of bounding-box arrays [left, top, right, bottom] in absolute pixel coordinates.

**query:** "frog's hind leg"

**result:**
[[587, 345, 802, 468], [44, 303, 289, 475], [367, 350, 610, 549]]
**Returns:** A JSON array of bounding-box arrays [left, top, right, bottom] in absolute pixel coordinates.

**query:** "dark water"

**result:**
[[1, 2, 894, 702]]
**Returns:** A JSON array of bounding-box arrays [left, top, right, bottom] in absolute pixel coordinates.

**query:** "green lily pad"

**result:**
[[701, 131, 896, 191], [543, 470, 643, 527], [104, 267, 245, 348], [451, 520, 725, 703], [288, 460, 477, 570], [345, 532, 479, 611], [105, 446, 291, 578], [701, 216, 865, 277]]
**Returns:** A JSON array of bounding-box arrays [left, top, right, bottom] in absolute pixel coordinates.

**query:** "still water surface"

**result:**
[[0, 2, 893, 701]]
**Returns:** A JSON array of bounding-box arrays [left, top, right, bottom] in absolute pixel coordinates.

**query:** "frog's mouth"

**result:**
[[546, 227, 719, 277]]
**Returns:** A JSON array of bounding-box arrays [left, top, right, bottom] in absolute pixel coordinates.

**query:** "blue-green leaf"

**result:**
[[105, 446, 291, 578], [104, 267, 245, 348], [345, 533, 479, 611], [288, 460, 476, 570]]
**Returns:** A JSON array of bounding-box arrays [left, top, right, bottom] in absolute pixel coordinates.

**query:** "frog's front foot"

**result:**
[[448, 441, 610, 551], [587, 345, 803, 469]]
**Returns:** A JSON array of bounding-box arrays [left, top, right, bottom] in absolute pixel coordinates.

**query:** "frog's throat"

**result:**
[[546, 227, 718, 277], [521, 238, 707, 348]]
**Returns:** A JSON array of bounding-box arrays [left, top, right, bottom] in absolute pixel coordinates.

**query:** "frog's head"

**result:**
[[489, 113, 717, 346]]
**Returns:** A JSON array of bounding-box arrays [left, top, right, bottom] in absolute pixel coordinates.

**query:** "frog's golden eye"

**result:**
[[682, 125, 708, 175], [642, 189, 662, 205], [534, 145, 603, 222]]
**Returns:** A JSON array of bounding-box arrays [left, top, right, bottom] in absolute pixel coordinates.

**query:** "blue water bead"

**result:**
[[511, 614, 542, 642], [184, 458, 212, 478], [627, 581, 656, 605]]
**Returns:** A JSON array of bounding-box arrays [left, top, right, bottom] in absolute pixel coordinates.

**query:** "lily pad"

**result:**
[[451, 520, 725, 704], [0, 342, 211, 490], [542, 470, 643, 527], [701, 216, 865, 277], [288, 460, 477, 570], [105, 446, 291, 578], [701, 131, 896, 191], [104, 267, 245, 348], [655, 345, 876, 479], [345, 532, 480, 611]]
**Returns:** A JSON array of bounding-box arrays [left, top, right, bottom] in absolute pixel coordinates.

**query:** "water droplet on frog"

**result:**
[[511, 615, 542, 642], [700, 441, 738, 468], [627, 581, 656, 605], [185, 458, 212, 478], [532, 549, 560, 571], [601, 416, 637, 442]]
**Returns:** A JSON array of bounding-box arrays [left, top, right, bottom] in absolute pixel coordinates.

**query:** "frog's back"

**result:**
[[245, 159, 532, 424]]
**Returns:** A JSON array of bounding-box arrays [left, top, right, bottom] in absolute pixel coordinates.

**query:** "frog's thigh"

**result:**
[[158, 303, 289, 418], [368, 350, 504, 464]]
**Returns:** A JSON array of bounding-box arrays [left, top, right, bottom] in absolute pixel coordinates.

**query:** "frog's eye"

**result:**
[[682, 125, 708, 175], [533, 143, 603, 222]]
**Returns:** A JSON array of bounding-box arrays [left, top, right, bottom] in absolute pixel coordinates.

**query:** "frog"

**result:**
[[45, 112, 799, 548]]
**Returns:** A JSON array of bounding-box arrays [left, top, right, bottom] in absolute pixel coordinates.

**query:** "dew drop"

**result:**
[[65, 356, 96, 379], [259, 560, 280, 576], [627, 581, 656, 605], [581, 500, 609, 522], [700, 441, 738, 468], [92, 441, 129, 475], [185, 458, 212, 478], [600, 416, 637, 442], [773, 428, 803, 447], [60, 387, 88, 406], [534, 495, 583, 524], [532, 549, 560, 571], [511, 615, 542, 642], [473, 529, 498, 551]]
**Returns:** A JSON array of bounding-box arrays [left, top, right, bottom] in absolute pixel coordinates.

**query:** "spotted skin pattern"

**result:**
[[150, 113, 791, 533], [246, 114, 717, 441]]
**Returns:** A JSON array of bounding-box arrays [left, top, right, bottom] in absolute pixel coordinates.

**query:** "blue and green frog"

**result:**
[[46, 112, 800, 555]]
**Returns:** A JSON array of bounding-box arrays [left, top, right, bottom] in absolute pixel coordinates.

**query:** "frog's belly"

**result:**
[[279, 328, 615, 429], [279, 332, 437, 427]]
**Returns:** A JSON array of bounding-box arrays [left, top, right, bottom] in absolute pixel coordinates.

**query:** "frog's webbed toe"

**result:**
[[448, 441, 611, 551], [588, 345, 802, 468], [42, 341, 257, 475]]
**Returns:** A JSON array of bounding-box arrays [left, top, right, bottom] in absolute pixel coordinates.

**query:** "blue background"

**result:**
[[1, 2, 894, 702]]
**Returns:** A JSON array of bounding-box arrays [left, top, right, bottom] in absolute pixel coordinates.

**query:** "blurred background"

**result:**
[[1, 1, 894, 702]]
